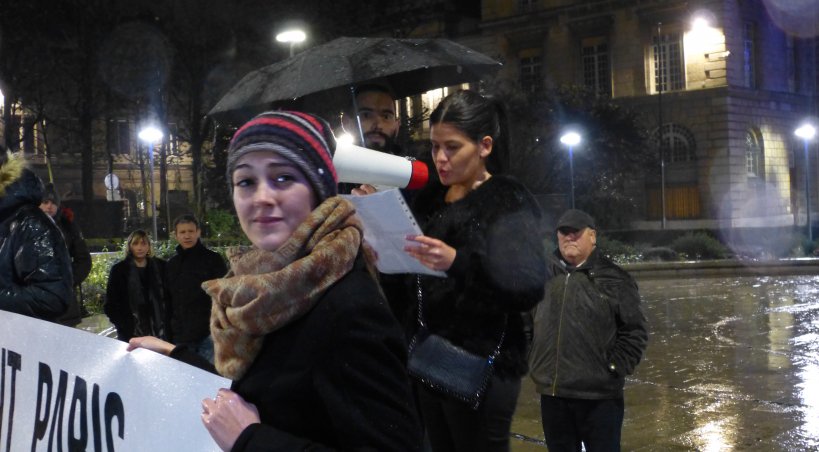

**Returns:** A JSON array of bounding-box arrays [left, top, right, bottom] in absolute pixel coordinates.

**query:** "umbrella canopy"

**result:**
[[208, 36, 502, 122]]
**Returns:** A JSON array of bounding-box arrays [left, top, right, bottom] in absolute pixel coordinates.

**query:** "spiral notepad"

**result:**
[[342, 189, 446, 277]]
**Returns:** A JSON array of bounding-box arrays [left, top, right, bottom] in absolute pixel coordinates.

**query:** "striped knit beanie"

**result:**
[[226, 111, 338, 202]]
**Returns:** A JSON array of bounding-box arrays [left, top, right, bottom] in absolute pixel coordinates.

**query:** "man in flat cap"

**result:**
[[528, 209, 648, 452]]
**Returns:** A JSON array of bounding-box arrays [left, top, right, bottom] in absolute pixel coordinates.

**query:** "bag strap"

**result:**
[[415, 275, 507, 359]]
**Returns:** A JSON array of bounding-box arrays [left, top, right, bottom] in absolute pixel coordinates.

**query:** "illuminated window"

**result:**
[[743, 22, 756, 89], [582, 39, 611, 97], [746, 128, 764, 179], [652, 124, 696, 163], [520, 55, 542, 93], [653, 32, 684, 92]]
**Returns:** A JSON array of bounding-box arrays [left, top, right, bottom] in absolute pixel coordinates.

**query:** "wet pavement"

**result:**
[[511, 275, 819, 451], [77, 274, 819, 450]]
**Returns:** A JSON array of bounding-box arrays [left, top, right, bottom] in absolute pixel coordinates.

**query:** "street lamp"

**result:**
[[276, 29, 306, 57], [795, 123, 816, 242], [560, 130, 582, 209], [138, 125, 163, 240]]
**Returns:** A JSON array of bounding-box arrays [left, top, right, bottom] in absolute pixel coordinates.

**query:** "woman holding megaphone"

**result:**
[[404, 90, 547, 452]]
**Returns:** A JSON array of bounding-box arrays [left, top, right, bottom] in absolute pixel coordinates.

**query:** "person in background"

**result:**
[[127, 111, 422, 451], [341, 83, 402, 155], [0, 147, 72, 320], [103, 229, 166, 342], [405, 89, 547, 452], [343, 83, 431, 337], [40, 182, 92, 326], [529, 209, 648, 452], [165, 214, 227, 362]]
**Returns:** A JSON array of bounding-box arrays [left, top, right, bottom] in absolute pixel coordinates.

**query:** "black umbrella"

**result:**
[[208, 36, 502, 123]]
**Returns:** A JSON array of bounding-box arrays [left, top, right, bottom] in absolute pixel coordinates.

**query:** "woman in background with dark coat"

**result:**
[[40, 182, 92, 326], [104, 229, 166, 341], [405, 90, 547, 452]]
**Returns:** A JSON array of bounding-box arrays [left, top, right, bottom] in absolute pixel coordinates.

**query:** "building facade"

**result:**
[[469, 0, 818, 230]]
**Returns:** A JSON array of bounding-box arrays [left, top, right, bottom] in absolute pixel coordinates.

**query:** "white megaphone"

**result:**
[[333, 142, 429, 190]]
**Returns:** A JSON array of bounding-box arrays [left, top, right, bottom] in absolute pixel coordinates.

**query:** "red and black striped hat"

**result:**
[[226, 111, 338, 201]]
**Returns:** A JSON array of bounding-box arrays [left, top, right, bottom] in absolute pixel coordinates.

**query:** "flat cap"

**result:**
[[556, 209, 596, 230]]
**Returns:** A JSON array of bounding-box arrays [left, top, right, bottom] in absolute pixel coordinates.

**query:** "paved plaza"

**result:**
[[511, 274, 819, 451], [79, 273, 819, 451]]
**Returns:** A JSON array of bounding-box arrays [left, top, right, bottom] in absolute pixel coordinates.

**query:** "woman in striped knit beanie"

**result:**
[[128, 111, 421, 451]]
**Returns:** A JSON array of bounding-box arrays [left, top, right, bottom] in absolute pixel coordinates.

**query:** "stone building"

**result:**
[[446, 0, 818, 231]]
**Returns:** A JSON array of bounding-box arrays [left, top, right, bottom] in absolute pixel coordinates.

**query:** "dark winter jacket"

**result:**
[[53, 206, 92, 327], [171, 255, 422, 451], [165, 241, 227, 344], [411, 175, 547, 379], [0, 161, 72, 321], [104, 256, 167, 342], [529, 247, 648, 399]]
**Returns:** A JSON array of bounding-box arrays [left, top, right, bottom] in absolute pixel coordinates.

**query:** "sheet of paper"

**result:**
[[342, 189, 446, 277]]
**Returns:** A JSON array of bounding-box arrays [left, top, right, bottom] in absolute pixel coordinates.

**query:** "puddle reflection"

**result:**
[[623, 275, 819, 450]]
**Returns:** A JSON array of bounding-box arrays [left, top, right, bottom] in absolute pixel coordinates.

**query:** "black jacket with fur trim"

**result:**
[[0, 155, 73, 320], [412, 175, 547, 378]]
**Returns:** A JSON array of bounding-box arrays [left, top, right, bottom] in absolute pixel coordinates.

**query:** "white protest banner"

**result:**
[[0, 310, 230, 451]]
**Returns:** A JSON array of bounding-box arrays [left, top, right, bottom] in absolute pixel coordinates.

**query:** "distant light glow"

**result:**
[[336, 132, 354, 145], [560, 131, 581, 146], [692, 17, 710, 31], [276, 29, 306, 44], [795, 124, 816, 140], [138, 126, 163, 143]]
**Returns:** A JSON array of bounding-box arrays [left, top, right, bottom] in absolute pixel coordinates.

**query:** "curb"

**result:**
[[622, 258, 819, 279]]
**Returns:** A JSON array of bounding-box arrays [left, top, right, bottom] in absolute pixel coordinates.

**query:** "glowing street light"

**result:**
[[138, 125, 163, 240], [276, 29, 306, 57], [796, 123, 816, 242], [560, 130, 582, 209]]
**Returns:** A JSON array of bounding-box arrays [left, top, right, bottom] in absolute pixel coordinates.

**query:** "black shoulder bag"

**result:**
[[407, 276, 506, 410]]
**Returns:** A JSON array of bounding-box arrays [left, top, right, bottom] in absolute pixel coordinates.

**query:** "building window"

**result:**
[[652, 124, 696, 163], [746, 128, 764, 179], [743, 22, 756, 89], [22, 116, 36, 153], [582, 39, 611, 97], [653, 32, 684, 93], [107, 120, 132, 155], [518, 0, 534, 13], [520, 55, 542, 93]]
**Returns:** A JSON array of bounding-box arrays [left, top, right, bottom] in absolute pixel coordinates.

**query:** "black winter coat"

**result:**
[[0, 165, 72, 320], [411, 175, 547, 379], [529, 248, 648, 399], [104, 256, 167, 341], [165, 241, 227, 343], [54, 206, 92, 327], [172, 255, 422, 451]]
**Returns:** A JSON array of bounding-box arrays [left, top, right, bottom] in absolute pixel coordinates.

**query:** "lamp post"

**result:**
[[657, 21, 667, 229], [138, 125, 163, 240], [795, 123, 816, 242], [560, 131, 582, 209], [276, 29, 306, 57]]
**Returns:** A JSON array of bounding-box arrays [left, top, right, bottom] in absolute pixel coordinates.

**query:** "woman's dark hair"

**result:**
[[429, 89, 509, 174]]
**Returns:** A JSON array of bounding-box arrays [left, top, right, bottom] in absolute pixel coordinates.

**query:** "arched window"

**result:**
[[651, 124, 697, 163], [745, 128, 764, 179]]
